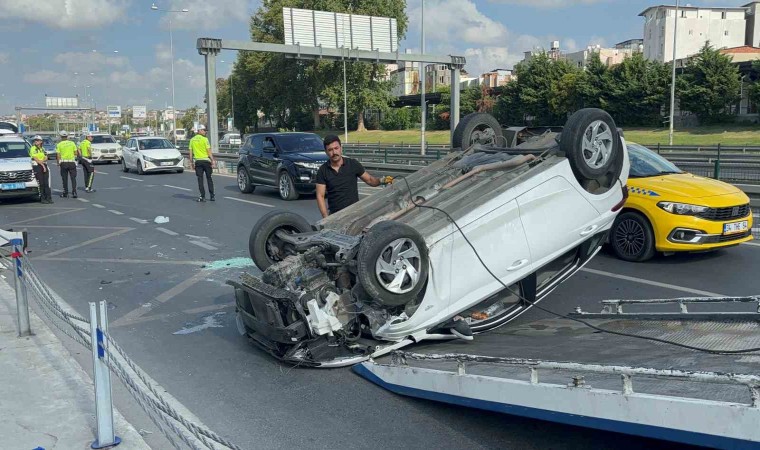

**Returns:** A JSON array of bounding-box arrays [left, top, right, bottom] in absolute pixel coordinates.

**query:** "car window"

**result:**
[[138, 139, 173, 150], [627, 143, 683, 178], [251, 135, 264, 153], [263, 137, 276, 149], [91, 135, 117, 144], [274, 134, 324, 152], [0, 141, 30, 158]]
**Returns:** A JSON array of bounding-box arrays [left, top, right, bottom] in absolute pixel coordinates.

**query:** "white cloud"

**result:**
[[487, 0, 609, 7], [53, 52, 129, 75], [0, 53, 8, 64], [0, 0, 130, 29], [23, 70, 69, 84], [464, 47, 522, 75], [409, 0, 508, 45], [109, 70, 143, 86], [159, 0, 253, 31]]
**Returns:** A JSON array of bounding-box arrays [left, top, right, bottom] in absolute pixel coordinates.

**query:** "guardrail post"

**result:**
[[11, 237, 31, 337], [383, 145, 388, 164], [89, 301, 121, 449], [656, 143, 660, 154], [714, 143, 721, 180]]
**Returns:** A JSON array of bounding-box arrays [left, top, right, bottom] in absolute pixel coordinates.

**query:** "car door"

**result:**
[[517, 175, 602, 267], [247, 135, 268, 184], [124, 139, 135, 167], [258, 136, 279, 185]]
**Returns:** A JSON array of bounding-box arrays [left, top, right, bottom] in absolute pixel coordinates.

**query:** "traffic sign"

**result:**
[[133, 105, 147, 119], [107, 105, 122, 118]]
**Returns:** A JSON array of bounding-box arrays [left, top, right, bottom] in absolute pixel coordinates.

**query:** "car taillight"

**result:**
[[611, 184, 628, 212]]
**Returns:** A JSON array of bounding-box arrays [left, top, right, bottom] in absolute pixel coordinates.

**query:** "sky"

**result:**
[[0, 0, 752, 115]]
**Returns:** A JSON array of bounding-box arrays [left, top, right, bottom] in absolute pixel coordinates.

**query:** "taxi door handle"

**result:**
[[580, 225, 599, 236]]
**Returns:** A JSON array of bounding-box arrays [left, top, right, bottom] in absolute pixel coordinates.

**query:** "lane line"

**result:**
[[580, 267, 724, 297], [42, 228, 134, 257], [120, 176, 143, 182], [36, 256, 204, 265], [164, 184, 191, 191], [742, 241, 760, 248], [111, 303, 234, 328], [223, 196, 273, 207], [108, 210, 124, 215], [189, 240, 218, 251], [92, 204, 105, 208], [156, 227, 179, 236], [14, 225, 131, 229], [4, 208, 84, 225], [112, 271, 208, 327], [129, 217, 148, 224], [97, 171, 109, 175], [77, 198, 90, 203]]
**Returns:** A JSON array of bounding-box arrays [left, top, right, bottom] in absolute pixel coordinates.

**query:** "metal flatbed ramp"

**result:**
[[354, 313, 760, 449]]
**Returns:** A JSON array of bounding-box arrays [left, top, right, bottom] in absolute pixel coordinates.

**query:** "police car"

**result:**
[[0, 134, 39, 201]]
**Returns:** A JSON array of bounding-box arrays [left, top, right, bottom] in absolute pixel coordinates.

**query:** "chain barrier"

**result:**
[[2, 252, 241, 450]]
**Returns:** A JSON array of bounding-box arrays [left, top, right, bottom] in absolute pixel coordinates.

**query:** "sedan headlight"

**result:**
[[296, 162, 322, 170], [657, 201, 709, 215], [143, 155, 157, 163]]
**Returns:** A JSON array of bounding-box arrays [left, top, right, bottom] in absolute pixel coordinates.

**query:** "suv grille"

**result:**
[[0, 170, 33, 183], [697, 204, 750, 221]]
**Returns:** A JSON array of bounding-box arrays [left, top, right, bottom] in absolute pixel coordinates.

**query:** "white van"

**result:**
[[0, 134, 39, 201], [171, 129, 186, 141]]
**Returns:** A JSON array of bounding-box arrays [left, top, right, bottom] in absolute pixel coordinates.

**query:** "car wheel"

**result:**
[[278, 171, 299, 201], [610, 211, 656, 262], [238, 166, 254, 193], [357, 221, 429, 307], [137, 160, 145, 175], [452, 112, 504, 150], [561, 108, 623, 182], [176, 168, 184, 173], [121, 158, 129, 173], [249, 210, 311, 271]]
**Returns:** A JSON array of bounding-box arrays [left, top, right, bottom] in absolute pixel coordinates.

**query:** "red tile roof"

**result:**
[[720, 46, 760, 54]]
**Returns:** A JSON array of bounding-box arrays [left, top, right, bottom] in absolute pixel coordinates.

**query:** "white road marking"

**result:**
[[223, 196, 273, 207], [743, 241, 760, 248], [164, 184, 191, 191], [189, 240, 218, 251], [581, 267, 724, 297], [129, 217, 148, 224], [92, 204, 105, 208], [77, 198, 90, 203], [156, 227, 179, 236], [108, 210, 124, 215], [97, 171, 109, 175], [120, 176, 143, 182]]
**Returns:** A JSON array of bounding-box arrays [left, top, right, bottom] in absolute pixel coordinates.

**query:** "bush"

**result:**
[[381, 108, 415, 130]]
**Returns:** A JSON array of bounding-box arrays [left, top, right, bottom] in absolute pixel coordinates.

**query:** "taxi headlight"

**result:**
[[657, 201, 709, 215]]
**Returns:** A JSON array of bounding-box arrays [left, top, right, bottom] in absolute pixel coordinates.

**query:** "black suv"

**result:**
[[236, 132, 328, 200]]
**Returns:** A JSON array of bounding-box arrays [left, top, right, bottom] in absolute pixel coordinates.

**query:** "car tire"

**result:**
[[137, 160, 145, 175], [560, 108, 623, 182], [238, 166, 254, 193], [278, 171, 299, 201], [610, 211, 656, 262], [176, 168, 184, 173], [249, 210, 311, 271], [357, 221, 429, 307], [121, 158, 129, 173], [452, 112, 504, 150]]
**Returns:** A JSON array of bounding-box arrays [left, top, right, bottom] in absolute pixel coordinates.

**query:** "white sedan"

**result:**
[[121, 137, 185, 174], [230, 108, 630, 367]]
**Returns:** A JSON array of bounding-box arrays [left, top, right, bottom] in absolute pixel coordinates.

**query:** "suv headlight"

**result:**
[[657, 201, 709, 215], [296, 162, 321, 170], [143, 155, 157, 163]]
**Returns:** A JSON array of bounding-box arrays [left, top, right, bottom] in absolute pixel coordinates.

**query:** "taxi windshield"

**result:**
[[627, 143, 683, 178]]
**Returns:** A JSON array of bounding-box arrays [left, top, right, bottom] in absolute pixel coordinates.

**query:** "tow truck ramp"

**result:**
[[355, 296, 760, 449]]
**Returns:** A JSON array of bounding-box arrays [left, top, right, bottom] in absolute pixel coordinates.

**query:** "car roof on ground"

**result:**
[[0, 135, 27, 142]]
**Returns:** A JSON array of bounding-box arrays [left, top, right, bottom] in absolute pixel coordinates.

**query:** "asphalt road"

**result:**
[[3, 162, 760, 450]]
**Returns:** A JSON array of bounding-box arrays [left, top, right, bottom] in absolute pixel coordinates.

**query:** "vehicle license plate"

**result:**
[[723, 220, 748, 235], [1, 182, 26, 190], [160, 162, 173, 166]]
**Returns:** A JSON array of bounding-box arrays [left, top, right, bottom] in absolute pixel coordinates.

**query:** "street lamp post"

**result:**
[[668, 0, 679, 146], [151, 2, 188, 145], [420, 0, 426, 156]]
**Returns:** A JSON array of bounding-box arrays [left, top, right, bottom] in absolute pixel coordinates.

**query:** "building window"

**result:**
[[721, 11, 727, 20], [724, 30, 729, 36], [680, 10, 685, 18], [689, 30, 693, 35]]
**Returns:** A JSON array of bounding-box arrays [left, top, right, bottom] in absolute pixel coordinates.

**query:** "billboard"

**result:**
[[133, 105, 147, 119], [283, 8, 398, 53], [45, 96, 79, 108], [107, 105, 122, 118]]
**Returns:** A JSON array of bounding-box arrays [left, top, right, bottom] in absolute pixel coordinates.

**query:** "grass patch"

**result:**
[[313, 125, 760, 147]]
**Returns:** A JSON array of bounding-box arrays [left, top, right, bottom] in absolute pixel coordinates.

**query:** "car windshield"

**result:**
[[138, 139, 174, 150], [0, 141, 30, 158], [276, 134, 324, 152], [627, 143, 683, 178], [91, 135, 117, 144], [42, 137, 54, 145]]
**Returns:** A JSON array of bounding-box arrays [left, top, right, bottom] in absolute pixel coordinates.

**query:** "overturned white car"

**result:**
[[228, 108, 630, 367]]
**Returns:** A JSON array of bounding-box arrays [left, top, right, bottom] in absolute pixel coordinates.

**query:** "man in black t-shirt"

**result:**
[[316, 135, 392, 217]]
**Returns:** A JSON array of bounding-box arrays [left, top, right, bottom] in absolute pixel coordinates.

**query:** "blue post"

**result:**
[[89, 301, 121, 449], [10, 237, 30, 337]]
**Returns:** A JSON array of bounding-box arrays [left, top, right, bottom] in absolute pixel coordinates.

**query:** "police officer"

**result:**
[[188, 125, 216, 202], [78, 132, 96, 192], [56, 130, 78, 198], [29, 135, 53, 204]]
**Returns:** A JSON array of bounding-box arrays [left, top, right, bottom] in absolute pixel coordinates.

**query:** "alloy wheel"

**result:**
[[374, 238, 422, 294], [279, 173, 290, 199], [238, 170, 248, 191], [614, 218, 646, 257], [581, 120, 614, 170]]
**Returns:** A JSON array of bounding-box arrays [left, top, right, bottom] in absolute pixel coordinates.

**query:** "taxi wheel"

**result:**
[[610, 212, 656, 262]]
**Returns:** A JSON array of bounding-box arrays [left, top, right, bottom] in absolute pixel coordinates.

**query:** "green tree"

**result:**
[[677, 42, 741, 123], [179, 106, 200, 134], [746, 60, 760, 115], [606, 52, 670, 126], [26, 114, 56, 132]]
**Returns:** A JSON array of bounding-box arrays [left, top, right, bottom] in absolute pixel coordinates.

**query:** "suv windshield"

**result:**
[[91, 135, 117, 144], [138, 139, 174, 150], [0, 141, 30, 158], [277, 134, 324, 152], [627, 143, 683, 178]]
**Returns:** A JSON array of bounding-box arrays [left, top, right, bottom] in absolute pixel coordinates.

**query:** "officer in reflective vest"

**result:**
[[29, 135, 53, 204], [56, 130, 78, 198], [78, 132, 96, 192], [188, 125, 216, 202]]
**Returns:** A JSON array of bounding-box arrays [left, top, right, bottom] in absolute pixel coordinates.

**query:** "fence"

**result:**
[[1, 231, 242, 450]]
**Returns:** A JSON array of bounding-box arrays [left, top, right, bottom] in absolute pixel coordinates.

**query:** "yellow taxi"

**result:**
[[610, 143, 753, 261]]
